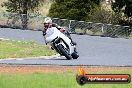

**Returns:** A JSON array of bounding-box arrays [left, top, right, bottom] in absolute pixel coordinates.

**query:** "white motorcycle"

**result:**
[[44, 27, 79, 60]]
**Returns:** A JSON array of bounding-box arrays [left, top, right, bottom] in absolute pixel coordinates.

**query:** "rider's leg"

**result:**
[[65, 31, 77, 45], [60, 29, 77, 45]]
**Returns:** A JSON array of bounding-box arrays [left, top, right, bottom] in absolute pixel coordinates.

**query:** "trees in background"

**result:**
[[112, 0, 132, 17], [86, 6, 122, 25], [2, 0, 42, 29], [2, 0, 132, 26], [48, 0, 100, 21], [111, 0, 132, 26], [2, 0, 42, 14]]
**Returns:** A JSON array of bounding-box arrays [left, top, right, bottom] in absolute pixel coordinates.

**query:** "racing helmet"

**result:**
[[44, 17, 52, 24], [44, 17, 52, 28]]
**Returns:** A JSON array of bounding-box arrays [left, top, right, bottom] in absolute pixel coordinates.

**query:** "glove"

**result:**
[[43, 32, 46, 36]]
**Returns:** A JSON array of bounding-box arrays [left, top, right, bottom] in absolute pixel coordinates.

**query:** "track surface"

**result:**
[[0, 28, 132, 66]]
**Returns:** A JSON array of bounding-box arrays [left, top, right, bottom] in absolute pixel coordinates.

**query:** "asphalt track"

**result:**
[[0, 28, 132, 66]]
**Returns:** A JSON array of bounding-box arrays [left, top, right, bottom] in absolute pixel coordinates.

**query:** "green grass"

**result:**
[[0, 71, 131, 88], [0, 40, 56, 59]]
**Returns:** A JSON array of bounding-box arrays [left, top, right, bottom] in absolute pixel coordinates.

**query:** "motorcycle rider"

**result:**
[[42, 17, 76, 45]]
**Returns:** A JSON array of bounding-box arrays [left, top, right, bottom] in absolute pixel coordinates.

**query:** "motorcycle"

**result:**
[[44, 27, 79, 60]]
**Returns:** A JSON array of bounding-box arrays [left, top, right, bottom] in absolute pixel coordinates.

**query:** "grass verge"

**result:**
[[0, 67, 131, 88], [0, 39, 56, 59]]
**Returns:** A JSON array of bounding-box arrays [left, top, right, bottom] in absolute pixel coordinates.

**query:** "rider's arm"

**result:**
[[42, 31, 46, 36], [52, 23, 61, 30], [42, 25, 47, 36]]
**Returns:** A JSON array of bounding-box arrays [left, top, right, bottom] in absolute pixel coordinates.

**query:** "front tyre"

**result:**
[[71, 52, 79, 59], [57, 44, 72, 60]]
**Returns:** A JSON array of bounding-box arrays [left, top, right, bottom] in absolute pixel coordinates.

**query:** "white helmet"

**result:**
[[44, 17, 52, 23]]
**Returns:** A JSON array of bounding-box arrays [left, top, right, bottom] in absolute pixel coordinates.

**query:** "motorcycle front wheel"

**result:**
[[57, 44, 72, 60], [71, 52, 79, 59]]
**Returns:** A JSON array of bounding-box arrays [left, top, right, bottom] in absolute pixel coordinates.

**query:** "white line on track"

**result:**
[[0, 54, 60, 61]]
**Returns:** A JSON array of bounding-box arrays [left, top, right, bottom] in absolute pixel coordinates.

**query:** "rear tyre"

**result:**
[[57, 44, 72, 60]]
